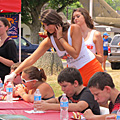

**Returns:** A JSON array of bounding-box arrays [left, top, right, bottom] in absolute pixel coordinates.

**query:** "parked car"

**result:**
[[13, 36, 39, 61], [108, 37, 112, 43], [108, 34, 120, 69], [13, 36, 51, 61]]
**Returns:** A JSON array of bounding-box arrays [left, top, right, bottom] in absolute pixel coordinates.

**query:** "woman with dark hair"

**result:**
[[71, 8, 103, 63], [14, 66, 55, 102], [0, 17, 17, 82], [5, 9, 103, 86]]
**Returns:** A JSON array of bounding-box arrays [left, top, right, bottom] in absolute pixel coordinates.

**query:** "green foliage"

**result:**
[[48, 0, 79, 12], [105, 0, 120, 10], [63, 1, 83, 20], [21, 0, 83, 26], [21, 0, 49, 26]]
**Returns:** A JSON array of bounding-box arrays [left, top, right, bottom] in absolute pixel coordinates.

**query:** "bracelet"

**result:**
[[58, 36, 63, 40]]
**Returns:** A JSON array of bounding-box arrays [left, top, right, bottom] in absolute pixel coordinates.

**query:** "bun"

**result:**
[[73, 112, 77, 119], [77, 112, 81, 119], [72, 112, 81, 119]]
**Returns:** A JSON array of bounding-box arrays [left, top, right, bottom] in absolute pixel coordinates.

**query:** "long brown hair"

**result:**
[[71, 8, 94, 29], [40, 9, 70, 37]]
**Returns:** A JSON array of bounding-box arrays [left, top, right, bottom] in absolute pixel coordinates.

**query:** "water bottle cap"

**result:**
[[7, 82, 13, 87], [62, 93, 66, 96]]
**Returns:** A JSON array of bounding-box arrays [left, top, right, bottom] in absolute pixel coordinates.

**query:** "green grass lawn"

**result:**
[[47, 75, 63, 97]]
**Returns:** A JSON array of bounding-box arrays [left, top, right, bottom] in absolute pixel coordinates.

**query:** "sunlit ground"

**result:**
[[106, 67, 120, 91]]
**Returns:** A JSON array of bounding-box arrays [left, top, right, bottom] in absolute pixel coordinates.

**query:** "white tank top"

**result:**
[[85, 30, 96, 54], [50, 26, 95, 69]]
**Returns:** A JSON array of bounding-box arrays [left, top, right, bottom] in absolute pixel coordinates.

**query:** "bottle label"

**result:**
[[117, 116, 120, 119], [0, 83, 3, 87], [60, 101, 68, 107], [34, 96, 41, 101], [6, 88, 13, 92]]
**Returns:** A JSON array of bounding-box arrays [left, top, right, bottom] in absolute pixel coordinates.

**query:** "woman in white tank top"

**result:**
[[4, 9, 103, 86], [71, 8, 103, 63]]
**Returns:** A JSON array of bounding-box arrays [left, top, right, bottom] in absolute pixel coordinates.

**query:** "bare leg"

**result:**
[[103, 56, 108, 71]]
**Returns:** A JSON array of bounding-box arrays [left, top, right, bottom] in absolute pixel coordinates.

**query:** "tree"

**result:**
[[63, 1, 83, 20], [22, 0, 79, 44], [105, 0, 120, 11]]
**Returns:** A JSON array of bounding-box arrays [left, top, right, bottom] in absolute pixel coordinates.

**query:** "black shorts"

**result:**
[[104, 50, 108, 56]]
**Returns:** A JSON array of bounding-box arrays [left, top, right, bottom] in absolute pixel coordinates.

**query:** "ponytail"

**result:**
[[23, 66, 47, 82]]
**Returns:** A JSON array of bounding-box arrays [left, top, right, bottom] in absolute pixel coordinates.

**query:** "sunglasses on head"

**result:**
[[21, 77, 38, 83]]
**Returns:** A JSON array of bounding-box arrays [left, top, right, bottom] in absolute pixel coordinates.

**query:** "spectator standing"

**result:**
[[4, 9, 103, 86], [71, 8, 103, 63], [0, 17, 17, 82], [103, 32, 109, 72]]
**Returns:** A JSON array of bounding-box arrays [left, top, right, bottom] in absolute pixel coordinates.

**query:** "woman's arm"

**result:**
[[0, 56, 14, 67], [14, 37, 52, 74], [4, 37, 52, 83], [56, 24, 82, 59], [93, 31, 103, 63], [14, 38, 52, 75]]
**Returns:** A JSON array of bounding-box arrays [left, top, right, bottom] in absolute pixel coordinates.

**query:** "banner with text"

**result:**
[[0, 14, 18, 38]]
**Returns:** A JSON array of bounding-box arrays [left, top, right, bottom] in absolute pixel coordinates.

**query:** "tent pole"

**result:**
[[19, 13, 21, 62], [89, 0, 93, 18]]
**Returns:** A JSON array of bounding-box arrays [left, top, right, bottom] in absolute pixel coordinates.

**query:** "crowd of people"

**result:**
[[0, 7, 118, 120]]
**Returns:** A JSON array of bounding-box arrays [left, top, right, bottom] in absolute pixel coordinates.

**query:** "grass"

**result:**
[[47, 75, 63, 97], [106, 67, 120, 90], [47, 65, 120, 97]]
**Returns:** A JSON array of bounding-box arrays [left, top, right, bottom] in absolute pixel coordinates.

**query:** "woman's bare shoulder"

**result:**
[[94, 30, 102, 37], [71, 24, 80, 29], [70, 24, 81, 34]]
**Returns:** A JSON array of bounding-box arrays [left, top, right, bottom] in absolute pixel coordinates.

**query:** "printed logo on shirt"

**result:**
[[86, 44, 93, 49], [60, 53, 71, 59], [103, 41, 108, 47], [69, 97, 80, 103]]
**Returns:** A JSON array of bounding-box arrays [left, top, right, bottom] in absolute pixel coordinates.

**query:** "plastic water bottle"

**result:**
[[34, 89, 41, 112], [0, 78, 3, 97], [6, 82, 13, 102], [117, 108, 120, 120], [0, 78, 3, 93], [60, 93, 69, 120]]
